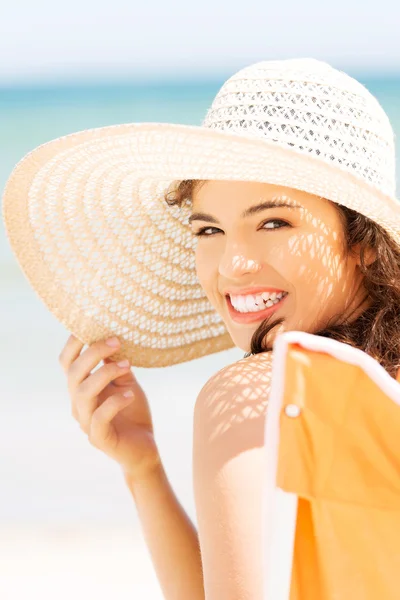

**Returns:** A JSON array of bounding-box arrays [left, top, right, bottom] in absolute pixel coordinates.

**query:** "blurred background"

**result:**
[[1, 1, 399, 598]]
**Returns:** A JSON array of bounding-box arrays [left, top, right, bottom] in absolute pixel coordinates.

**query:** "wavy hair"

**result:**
[[164, 179, 400, 379]]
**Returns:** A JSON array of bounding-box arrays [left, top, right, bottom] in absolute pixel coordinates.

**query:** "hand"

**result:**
[[59, 335, 161, 482]]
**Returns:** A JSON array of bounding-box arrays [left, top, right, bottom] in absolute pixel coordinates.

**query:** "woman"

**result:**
[[3, 58, 400, 599]]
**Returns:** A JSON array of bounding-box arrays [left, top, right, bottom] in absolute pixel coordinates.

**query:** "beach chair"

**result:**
[[263, 331, 400, 600]]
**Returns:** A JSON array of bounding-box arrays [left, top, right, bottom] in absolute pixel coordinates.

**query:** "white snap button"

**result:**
[[284, 404, 301, 418]]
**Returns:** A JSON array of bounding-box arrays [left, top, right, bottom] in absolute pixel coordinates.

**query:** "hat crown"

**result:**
[[202, 58, 397, 197]]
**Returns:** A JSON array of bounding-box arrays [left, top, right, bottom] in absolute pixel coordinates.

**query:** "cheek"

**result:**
[[283, 234, 354, 326], [271, 233, 346, 289]]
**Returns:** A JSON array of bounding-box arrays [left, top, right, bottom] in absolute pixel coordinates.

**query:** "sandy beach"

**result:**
[[0, 524, 164, 599]]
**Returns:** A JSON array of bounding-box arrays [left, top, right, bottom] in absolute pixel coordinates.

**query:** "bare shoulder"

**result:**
[[195, 351, 274, 411], [194, 351, 274, 458]]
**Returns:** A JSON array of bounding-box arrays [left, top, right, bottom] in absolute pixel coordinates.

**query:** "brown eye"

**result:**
[[261, 219, 290, 230], [193, 227, 221, 237]]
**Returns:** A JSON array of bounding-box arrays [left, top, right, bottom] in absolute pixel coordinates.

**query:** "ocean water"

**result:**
[[0, 77, 399, 598]]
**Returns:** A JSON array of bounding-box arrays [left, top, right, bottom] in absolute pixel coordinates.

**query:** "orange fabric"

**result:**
[[277, 344, 400, 600]]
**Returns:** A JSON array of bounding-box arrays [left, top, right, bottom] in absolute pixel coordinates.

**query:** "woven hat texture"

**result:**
[[2, 57, 399, 367]]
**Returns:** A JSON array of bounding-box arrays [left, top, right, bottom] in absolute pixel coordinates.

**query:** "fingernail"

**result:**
[[117, 359, 130, 368], [106, 337, 120, 347]]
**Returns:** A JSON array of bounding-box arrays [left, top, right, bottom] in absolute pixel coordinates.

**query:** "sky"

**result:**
[[1, 0, 400, 84]]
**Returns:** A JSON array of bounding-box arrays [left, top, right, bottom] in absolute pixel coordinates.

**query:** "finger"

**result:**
[[75, 360, 131, 432], [59, 334, 85, 373], [67, 338, 122, 396], [103, 355, 137, 385], [88, 393, 133, 449]]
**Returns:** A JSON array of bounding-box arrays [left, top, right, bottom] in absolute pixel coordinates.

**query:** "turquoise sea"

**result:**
[[0, 76, 399, 599]]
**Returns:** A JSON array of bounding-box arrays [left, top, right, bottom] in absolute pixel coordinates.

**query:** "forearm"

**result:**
[[124, 462, 205, 600]]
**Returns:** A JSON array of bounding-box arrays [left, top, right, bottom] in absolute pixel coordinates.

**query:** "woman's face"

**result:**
[[190, 180, 369, 353]]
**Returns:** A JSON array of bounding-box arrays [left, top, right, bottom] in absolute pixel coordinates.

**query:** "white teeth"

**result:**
[[245, 295, 255, 310], [229, 291, 287, 313]]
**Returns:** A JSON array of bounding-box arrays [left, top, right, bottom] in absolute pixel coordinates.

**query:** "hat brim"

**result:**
[[3, 122, 400, 367]]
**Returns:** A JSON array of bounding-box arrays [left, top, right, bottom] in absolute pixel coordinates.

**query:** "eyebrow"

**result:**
[[188, 199, 301, 225]]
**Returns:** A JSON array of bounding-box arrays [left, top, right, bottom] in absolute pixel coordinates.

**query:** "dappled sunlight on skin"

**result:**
[[192, 179, 371, 472], [191, 180, 369, 353], [194, 352, 274, 469], [274, 205, 360, 332]]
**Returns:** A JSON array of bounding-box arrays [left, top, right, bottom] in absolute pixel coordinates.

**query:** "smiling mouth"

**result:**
[[226, 292, 288, 311], [225, 292, 289, 323]]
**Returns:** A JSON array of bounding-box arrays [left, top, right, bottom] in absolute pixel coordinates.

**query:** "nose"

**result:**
[[218, 242, 263, 278]]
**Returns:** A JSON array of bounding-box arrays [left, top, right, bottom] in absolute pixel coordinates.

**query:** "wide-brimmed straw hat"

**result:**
[[2, 57, 399, 367]]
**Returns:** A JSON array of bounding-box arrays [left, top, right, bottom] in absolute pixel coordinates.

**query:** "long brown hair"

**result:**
[[164, 179, 400, 379]]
